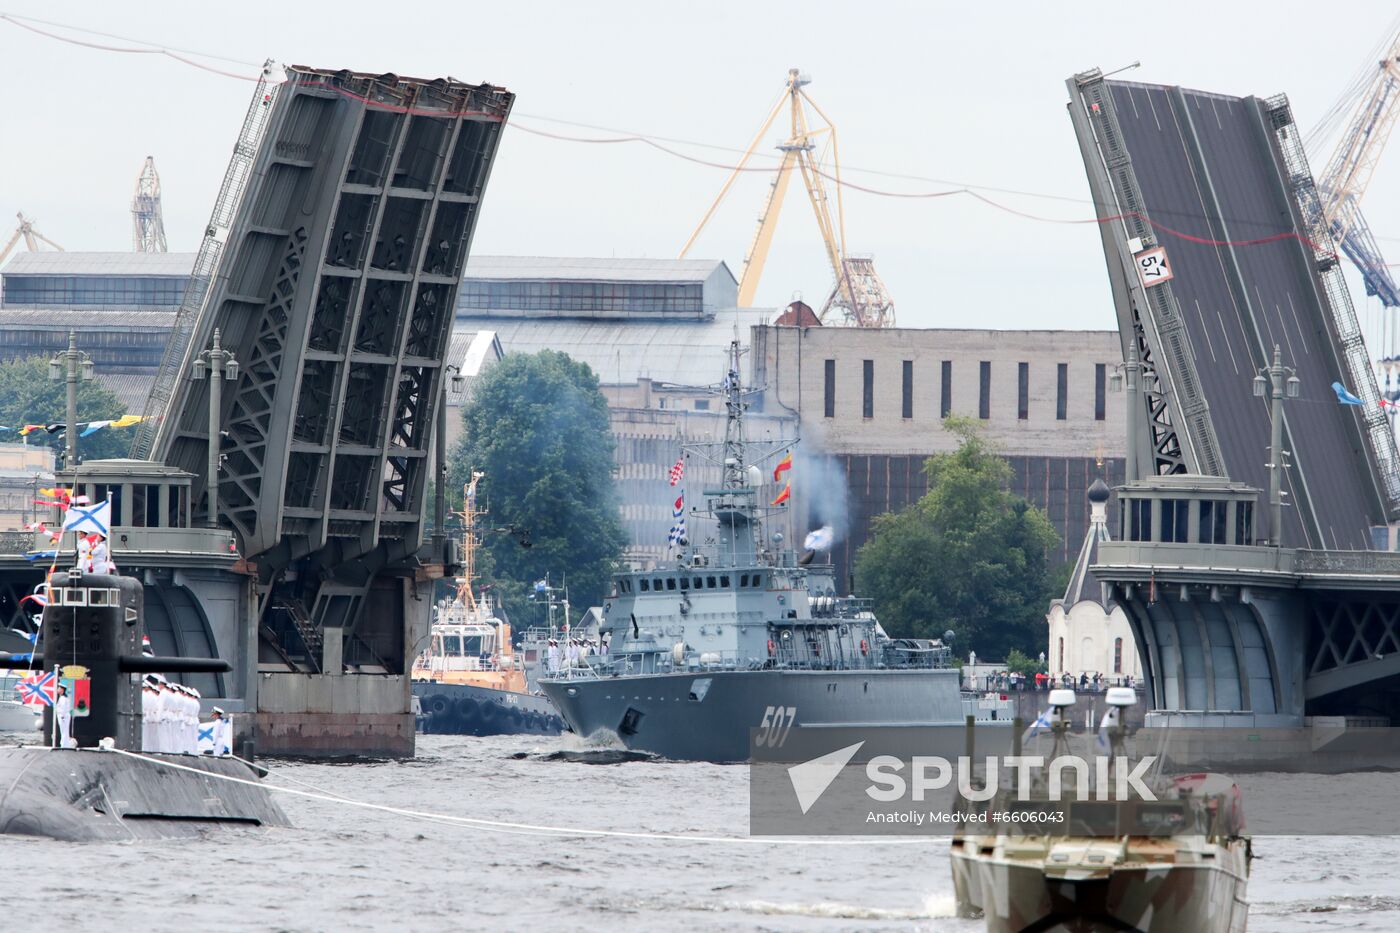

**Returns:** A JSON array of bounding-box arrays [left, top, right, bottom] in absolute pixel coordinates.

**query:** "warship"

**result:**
[[539, 342, 979, 763], [950, 688, 1251, 932], [412, 474, 564, 736]]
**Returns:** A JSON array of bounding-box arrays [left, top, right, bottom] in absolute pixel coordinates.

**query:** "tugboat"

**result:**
[[412, 475, 564, 737], [539, 342, 978, 763], [950, 688, 1251, 932]]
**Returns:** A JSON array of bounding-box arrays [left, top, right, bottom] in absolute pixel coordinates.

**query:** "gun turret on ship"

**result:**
[[538, 341, 981, 762]]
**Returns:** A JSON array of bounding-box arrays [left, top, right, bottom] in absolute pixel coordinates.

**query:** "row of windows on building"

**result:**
[[458, 280, 704, 314], [1057, 636, 1127, 674], [617, 572, 766, 594], [2, 276, 186, 308], [1120, 498, 1254, 545], [822, 359, 1109, 422]]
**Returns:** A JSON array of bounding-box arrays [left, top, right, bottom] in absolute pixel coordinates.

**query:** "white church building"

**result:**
[[1046, 478, 1143, 684]]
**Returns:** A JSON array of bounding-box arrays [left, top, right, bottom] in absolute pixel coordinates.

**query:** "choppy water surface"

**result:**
[[5, 734, 1399, 931]]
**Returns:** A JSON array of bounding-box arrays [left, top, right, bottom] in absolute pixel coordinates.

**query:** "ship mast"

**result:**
[[711, 340, 763, 564], [456, 471, 486, 614]]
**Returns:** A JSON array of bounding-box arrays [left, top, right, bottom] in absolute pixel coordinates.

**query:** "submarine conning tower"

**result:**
[[0, 570, 230, 751]]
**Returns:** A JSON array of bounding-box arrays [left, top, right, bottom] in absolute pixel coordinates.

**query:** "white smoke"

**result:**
[[804, 525, 834, 551]]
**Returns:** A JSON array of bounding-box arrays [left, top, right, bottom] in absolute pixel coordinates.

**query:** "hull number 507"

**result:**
[[756, 705, 797, 747]]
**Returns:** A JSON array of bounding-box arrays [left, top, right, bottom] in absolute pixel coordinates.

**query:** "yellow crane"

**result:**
[[679, 69, 894, 327], [1309, 26, 1400, 307], [0, 211, 64, 267]]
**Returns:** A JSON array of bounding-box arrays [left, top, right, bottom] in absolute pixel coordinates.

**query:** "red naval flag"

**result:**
[[770, 482, 791, 507], [773, 451, 793, 483]]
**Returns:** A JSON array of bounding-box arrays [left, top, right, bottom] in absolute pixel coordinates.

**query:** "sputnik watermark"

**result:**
[[865, 755, 1158, 803]]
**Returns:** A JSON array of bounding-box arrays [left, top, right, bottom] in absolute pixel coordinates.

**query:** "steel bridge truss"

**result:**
[[141, 67, 513, 667]]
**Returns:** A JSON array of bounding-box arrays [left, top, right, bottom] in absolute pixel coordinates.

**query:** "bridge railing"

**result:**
[[133, 61, 284, 460]]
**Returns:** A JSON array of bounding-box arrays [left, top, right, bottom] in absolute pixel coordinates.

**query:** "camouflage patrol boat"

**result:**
[[951, 688, 1251, 932], [538, 342, 975, 763]]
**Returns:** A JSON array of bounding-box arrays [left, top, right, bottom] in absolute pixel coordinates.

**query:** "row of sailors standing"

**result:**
[[139, 674, 231, 755], [545, 637, 605, 672]]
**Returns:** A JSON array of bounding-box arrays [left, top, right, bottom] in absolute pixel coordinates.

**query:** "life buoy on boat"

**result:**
[[860, 639, 869, 656], [767, 639, 775, 657]]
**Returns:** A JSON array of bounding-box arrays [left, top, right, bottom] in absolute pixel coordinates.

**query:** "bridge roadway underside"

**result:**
[[1096, 541, 1400, 725], [1100, 81, 1384, 548]]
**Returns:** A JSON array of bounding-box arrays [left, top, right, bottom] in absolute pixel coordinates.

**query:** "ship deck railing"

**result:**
[[543, 643, 951, 679]]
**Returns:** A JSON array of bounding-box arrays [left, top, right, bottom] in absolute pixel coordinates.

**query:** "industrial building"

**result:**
[[750, 323, 1127, 587], [0, 250, 1127, 584]]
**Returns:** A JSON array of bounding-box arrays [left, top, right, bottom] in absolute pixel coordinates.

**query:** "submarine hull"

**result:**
[[0, 747, 291, 841]]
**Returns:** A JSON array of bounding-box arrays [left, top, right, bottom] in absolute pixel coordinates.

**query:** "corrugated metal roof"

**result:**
[[0, 308, 177, 328], [457, 308, 773, 387], [1, 252, 197, 277], [94, 373, 156, 413], [461, 256, 734, 284], [1, 252, 736, 286], [443, 330, 502, 406]]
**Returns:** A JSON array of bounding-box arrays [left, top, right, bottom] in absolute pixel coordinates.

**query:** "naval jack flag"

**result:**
[[62, 499, 112, 537]]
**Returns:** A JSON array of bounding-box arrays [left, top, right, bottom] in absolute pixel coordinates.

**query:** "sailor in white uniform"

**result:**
[[185, 684, 203, 753], [156, 679, 175, 753], [175, 685, 195, 753], [55, 683, 75, 748], [141, 676, 160, 751], [210, 707, 233, 756], [547, 639, 560, 673], [90, 534, 116, 574]]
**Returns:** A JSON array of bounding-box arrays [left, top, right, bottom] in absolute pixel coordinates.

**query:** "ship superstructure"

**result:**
[[539, 342, 975, 762]]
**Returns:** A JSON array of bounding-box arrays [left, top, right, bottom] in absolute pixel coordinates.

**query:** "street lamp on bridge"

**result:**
[[1108, 338, 1147, 482], [434, 364, 467, 551], [1253, 345, 1299, 547], [47, 331, 94, 470], [191, 329, 239, 528]]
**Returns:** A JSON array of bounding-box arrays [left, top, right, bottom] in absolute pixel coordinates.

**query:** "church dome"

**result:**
[[1087, 478, 1111, 504]]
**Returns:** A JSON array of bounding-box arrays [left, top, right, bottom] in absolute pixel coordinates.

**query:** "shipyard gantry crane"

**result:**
[[679, 68, 895, 327], [1308, 26, 1400, 308], [0, 212, 64, 267], [131, 156, 168, 253]]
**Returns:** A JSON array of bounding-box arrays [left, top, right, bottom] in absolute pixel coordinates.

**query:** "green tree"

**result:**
[[447, 350, 626, 624], [0, 357, 131, 464], [854, 416, 1059, 659], [1005, 648, 1047, 677]]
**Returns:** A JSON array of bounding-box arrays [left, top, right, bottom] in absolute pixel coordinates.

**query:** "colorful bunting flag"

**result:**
[[1332, 382, 1365, 406], [771, 482, 791, 507], [668, 456, 685, 487]]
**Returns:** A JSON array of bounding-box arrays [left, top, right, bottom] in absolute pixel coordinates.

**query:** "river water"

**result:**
[[6, 733, 1399, 931]]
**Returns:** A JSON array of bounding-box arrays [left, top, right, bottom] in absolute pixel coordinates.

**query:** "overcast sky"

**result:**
[[2, 1, 1399, 333]]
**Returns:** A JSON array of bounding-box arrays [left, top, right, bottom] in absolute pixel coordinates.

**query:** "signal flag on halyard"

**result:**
[[668, 456, 685, 486], [672, 492, 685, 517], [668, 515, 687, 548], [17, 671, 58, 707], [773, 451, 793, 482], [771, 483, 791, 506]]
